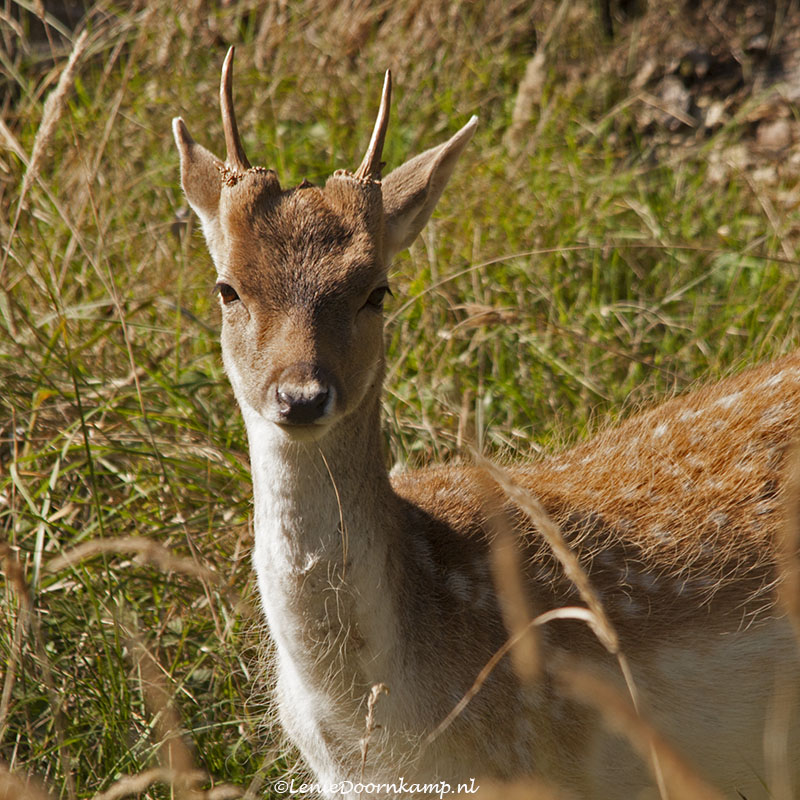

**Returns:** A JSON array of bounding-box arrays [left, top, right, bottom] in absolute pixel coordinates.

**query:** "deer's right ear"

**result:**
[[173, 117, 224, 255]]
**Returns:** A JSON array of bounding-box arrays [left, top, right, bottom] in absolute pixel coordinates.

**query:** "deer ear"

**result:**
[[173, 117, 225, 260], [381, 115, 478, 263]]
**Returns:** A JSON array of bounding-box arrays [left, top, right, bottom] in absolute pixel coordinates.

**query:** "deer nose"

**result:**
[[277, 386, 330, 424], [275, 368, 333, 425]]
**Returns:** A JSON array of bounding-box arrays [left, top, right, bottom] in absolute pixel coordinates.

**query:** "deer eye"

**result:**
[[215, 282, 240, 305], [365, 286, 392, 312]]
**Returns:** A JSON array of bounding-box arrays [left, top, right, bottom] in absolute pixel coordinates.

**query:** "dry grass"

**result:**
[[556, 664, 725, 800], [3, 0, 800, 796]]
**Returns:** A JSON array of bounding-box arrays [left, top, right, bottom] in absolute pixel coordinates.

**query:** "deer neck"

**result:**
[[245, 393, 388, 562], [242, 389, 398, 679]]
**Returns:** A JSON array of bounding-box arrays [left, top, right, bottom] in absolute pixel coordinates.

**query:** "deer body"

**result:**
[[174, 50, 799, 798]]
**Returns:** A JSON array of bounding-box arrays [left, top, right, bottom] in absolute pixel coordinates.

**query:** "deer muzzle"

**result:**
[[274, 363, 336, 426]]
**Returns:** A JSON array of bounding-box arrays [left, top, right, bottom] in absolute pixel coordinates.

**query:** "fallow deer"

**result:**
[[173, 48, 799, 798]]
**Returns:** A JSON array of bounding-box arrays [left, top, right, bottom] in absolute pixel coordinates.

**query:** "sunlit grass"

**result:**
[[2, 1, 798, 797]]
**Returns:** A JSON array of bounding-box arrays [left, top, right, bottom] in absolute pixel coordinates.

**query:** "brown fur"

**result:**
[[395, 350, 800, 647]]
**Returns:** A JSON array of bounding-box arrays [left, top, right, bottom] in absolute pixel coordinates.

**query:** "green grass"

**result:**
[[2, 1, 799, 797]]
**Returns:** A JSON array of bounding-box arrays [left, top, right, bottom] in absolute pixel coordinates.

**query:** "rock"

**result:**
[[756, 118, 793, 152]]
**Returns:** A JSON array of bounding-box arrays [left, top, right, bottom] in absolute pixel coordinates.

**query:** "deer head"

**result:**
[[173, 47, 477, 441]]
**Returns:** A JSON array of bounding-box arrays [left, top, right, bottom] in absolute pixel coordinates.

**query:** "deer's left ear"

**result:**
[[381, 115, 478, 263]]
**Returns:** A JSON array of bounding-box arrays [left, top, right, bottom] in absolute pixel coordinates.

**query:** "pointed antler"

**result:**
[[353, 71, 391, 181], [220, 46, 251, 172]]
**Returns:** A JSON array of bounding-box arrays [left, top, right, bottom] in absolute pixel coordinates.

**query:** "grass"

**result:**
[[2, 1, 799, 797]]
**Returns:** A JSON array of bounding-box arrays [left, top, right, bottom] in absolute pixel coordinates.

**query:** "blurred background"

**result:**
[[2, 1, 800, 797]]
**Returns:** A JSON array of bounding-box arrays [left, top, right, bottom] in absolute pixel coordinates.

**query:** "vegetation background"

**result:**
[[2, 0, 800, 797]]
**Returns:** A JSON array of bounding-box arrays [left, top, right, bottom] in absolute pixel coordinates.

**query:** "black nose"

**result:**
[[276, 385, 330, 425]]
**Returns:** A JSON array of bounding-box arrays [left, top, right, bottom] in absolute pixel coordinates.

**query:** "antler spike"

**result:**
[[354, 70, 392, 181], [220, 46, 251, 172]]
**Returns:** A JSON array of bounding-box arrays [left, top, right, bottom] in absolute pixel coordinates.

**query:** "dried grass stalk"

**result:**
[[475, 456, 619, 654], [476, 457, 674, 797], [91, 768, 243, 800], [766, 440, 800, 798], [468, 776, 568, 799], [0, 543, 33, 742], [129, 637, 242, 800], [22, 30, 90, 198], [0, 766, 53, 800], [778, 441, 800, 653], [359, 682, 389, 780], [133, 639, 198, 784], [427, 605, 586, 744], [1, 29, 89, 283], [558, 664, 726, 800], [91, 769, 194, 800], [45, 536, 221, 583], [505, 0, 570, 152], [0, 546, 76, 799], [478, 474, 541, 684], [764, 668, 798, 800]]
